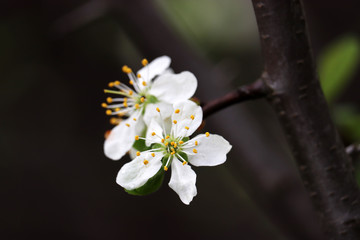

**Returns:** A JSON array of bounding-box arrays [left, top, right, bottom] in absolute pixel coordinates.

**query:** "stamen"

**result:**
[[165, 142, 169, 146], [123, 102, 128, 108], [182, 161, 187, 165], [143, 159, 149, 165], [175, 109, 180, 114], [164, 155, 172, 171], [142, 81, 147, 86], [108, 82, 114, 88], [129, 80, 134, 85], [152, 132, 156, 136], [142, 58, 148, 66], [133, 118, 137, 121], [126, 123, 130, 127], [179, 141, 184, 144], [140, 97, 145, 103], [106, 110, 112, 115], [190, 115, 195, 120], [193, 149, 197, 153], [137, 73, 141, 78], [101, 103, 107, 108], [129, 90, 133, 95], [174, 143, 177, 148], [134, 104, 140, 109], [114, 80, 121, 85], [156, 107, 160, 112], [151, 153, 155, 157], [185, 126, 189, 130], [173, 120, 177, 124], [161, 139, 165, 143], [107, 97, 113, 103], [195, 141, 198, 146], [115, 107, 120, 112], [135, 135, 139, 140], [166, 135, 170, 139], [170, 142, 174, 146], [206, 132, 210, 137], [136, 151, 141, 156], [110, 118, 119, 125], [164, 166, 168, 171]]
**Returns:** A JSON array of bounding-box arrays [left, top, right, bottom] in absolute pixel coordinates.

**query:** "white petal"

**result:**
[[145, 119, 164, 147], [168, 157, 197, 205], [104, 113, 141, 160], [184, 134, 232, 167], [143, 102, 173, 126], [149, 71, 197, 104], [137, 56, 171, 84], [171, 100, 203, 137], [128, 148, 138, 159], [116, 152, 163, 190]]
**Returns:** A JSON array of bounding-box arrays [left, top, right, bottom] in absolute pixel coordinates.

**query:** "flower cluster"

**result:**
[[102, 56, 231, 204]]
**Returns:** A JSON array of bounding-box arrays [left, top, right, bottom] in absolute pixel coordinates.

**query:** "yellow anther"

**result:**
[[140, 97, 145, 103], [135, 104, 140, 109], [106, 109, 112, 115], [126, 123, 130, 127], [110, 118, 119, 125], [123, 102, 128, 108], [165, 142, 169, 146], [101, 103, 107, 108], [171, 142, 174, 146], [122, 65, 129, 73], [171, 151, 175, 155], [175, 109, 180, 114], [161, 139, 165, 143], [156, 107, 160, 112], [179, 141, 184, 144], [106, 97, 113, 103], [108, 82, 114, 87], [137, 73, 141, 78], [143, 160, 149, 165], [173, 120, 177, 124], [114, 80, 121, 85], [129, 90, 133, 95], [185, 126, 189, 130], [133, 118, 137, 121], [141, 58, 148, 66], [195, 141, 198, 146], [193, 149, 198, 153], [151, 153, 155, 157], [174, 143, 178, 148], [118, 112, 125, 117], [135, 135, 139, 140], [136, 151, 140, 156], [182, 161, 187, 165], [205, 132, 210, 137], [164, 166, 168, 171], [152, 132, 156, 136], [129, 80, 134, 85], [115, 108, 120, 112], [166, 135, 170, 139], [142, 81, 147, 86], [190, 115, 195, 120]]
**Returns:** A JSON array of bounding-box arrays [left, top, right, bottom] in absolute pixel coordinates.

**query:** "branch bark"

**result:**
[[202, 78, 269, 118], [251, 0, 360, 238]]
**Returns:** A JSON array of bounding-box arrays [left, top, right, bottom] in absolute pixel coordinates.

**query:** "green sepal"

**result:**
[[152, 143, 163, 149], [125, 167, 165, 196], [181, 137, 190, 143], [132, 128, 150, 152], [177, 151, 189, 162], [147, 95, 159, 104]]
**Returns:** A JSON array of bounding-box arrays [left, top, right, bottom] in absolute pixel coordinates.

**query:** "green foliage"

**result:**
[[318, 35, 360, 103], [334, 105, 360, 142], [125, 167, 165, 196]]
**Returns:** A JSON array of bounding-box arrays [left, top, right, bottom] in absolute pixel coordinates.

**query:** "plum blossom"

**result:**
[[103, 56, 198, 160], [116, 100, 232, 204]]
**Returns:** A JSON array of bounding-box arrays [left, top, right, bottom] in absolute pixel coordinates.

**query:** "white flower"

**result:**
[[103, 56, 198, 160], [116, 100, 232, 204]]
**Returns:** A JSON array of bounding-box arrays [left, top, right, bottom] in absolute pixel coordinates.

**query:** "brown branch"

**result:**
[[202, 79, 269, 118], [346, 144, 360, 164], [251, 0, 360, 239]]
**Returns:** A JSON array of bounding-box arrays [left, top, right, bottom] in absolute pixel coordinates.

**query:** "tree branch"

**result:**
[[251, 0, 360, 239], [202, 78, 269, 118]]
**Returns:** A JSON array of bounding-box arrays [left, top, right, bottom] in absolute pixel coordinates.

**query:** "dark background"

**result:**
[[2, 0, 360, 239]]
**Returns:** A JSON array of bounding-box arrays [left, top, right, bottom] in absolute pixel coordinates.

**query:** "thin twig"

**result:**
[[202, 78, 269, 118]]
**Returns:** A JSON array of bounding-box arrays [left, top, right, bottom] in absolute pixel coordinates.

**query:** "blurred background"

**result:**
[[1, 0, 360, 239]]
